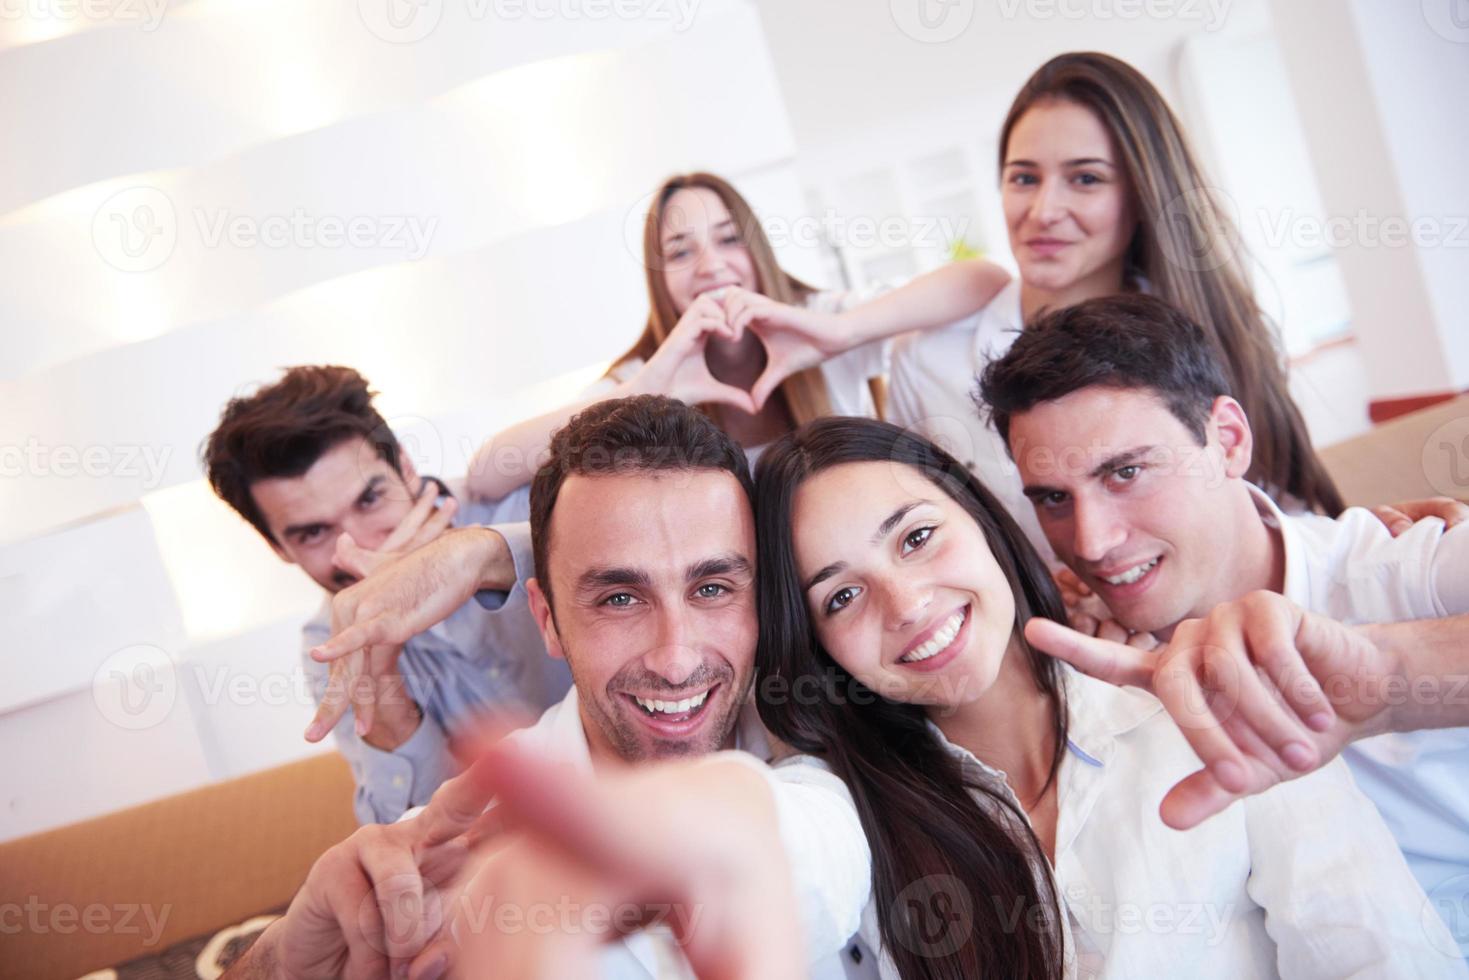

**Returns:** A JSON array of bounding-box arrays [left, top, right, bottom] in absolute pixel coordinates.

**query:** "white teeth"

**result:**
[[1103, 558, 1159, 586], [634, 690, 710, 715], [900, 607, 967, 664]]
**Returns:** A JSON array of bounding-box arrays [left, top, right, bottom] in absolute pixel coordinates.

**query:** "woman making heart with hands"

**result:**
[[466, 171, 1010, 501]]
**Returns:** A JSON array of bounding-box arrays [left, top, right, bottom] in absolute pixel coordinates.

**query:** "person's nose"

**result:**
[[641, 604, 702, 688], [1072, 494, 1128, 565], [878, 574, 934, 634]]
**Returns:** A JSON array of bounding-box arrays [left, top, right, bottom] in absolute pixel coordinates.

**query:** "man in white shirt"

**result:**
[[225, 395, 871, 980], [977, 293, 1469, 958]]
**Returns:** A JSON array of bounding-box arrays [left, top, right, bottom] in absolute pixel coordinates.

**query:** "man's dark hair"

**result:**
[[977, 294, 1233, 452], [202, 365, 402, 544], [529, 395, 753, 605]]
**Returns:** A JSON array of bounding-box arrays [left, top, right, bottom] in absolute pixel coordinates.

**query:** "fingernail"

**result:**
[[1213, 759, 1246, 791], [356, 715, 369, 736], [1282, 742, 1315, 772], [1306, 711, 1333, 732]]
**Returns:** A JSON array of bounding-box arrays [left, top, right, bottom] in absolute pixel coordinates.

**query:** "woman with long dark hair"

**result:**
[[754, 417, 1450, 978]]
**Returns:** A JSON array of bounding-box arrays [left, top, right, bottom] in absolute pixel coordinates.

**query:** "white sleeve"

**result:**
[[1430, 523, 1469, 616], [1243, 757, 1467, 978], [718, 751, 872, 964]]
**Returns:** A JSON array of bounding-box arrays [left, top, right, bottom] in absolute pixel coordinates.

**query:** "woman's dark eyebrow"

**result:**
[[803, 501, 924, 594], [1004, 156, 1114, 169], [804, 561, 845, 594]]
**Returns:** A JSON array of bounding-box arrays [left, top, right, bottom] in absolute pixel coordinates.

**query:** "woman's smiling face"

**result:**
[[790, 461, 1018, 709]]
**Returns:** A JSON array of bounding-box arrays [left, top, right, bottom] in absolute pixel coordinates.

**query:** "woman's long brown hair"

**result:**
[[756, 418, 1068, 980], [1000, 52, 1344, 514], [614, 172, 835, 426]]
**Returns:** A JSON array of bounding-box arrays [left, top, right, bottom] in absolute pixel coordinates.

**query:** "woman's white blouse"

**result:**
[[806, 666, 1465, 979], [886, 278, 1057, 562]]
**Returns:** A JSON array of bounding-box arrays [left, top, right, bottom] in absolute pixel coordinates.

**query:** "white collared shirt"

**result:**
[[1262, 486, 1469, 957], [841, 667, 1463, 978], [886, 279, 1057, 565]]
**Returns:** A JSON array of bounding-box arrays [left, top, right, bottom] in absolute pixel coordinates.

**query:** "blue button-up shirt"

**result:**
[[302, 491, 572, 823]]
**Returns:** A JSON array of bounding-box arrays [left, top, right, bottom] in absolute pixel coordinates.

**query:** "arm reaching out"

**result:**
[[1025, 593, 1469, 829], [305, 525, 519, 742], [723, 260, 1010, 410], [422, 741, 805, 980], [466, 294, 756, 502], [221, 757, 502, 980]]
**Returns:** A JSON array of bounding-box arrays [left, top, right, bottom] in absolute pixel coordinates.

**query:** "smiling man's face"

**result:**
[[1009, 386, 1253, 635], [527, 468, 758, 764]]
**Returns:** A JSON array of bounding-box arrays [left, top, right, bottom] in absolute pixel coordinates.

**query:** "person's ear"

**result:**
[[1210, 396, 1254, 479], [527, 578, 566, 661]]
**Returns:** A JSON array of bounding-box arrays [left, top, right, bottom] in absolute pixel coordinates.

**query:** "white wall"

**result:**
[[0, 0, 823, 842], [1269, 0, 1469, 400]]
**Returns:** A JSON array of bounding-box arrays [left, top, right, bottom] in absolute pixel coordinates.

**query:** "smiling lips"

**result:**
[[623, 684, 718, 728], [899, 605, 969, 665]]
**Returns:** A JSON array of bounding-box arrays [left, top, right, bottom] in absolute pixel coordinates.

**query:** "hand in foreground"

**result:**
[[421, 740, 804, 980], [1025, 591, 1400, 830], [224, 759, 501, 980]]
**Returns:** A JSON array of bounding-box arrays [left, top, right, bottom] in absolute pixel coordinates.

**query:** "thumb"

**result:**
[[1158, 767, 1247, 831], [749, 359, 785, 414], [702, 381, 757, 417], [1023, 617, 1160, 691]]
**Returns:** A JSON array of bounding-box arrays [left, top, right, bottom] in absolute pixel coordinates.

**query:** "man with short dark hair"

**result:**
[[979, 294, 1469, 956], [202, 365, 570, 823], [234, 394, 870, 979]]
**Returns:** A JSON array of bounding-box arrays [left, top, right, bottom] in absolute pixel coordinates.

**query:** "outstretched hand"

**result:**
[[1024, 592, 1398, 829], [422, 738, 804, 980]]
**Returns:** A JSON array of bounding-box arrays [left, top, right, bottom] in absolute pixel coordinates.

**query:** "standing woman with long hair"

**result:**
[[884, 51, 1344, 559], [466, 172, 1011, 502]]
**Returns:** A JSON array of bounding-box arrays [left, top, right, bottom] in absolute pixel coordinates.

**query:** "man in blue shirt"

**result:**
[[202, 365, 570, 822]]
